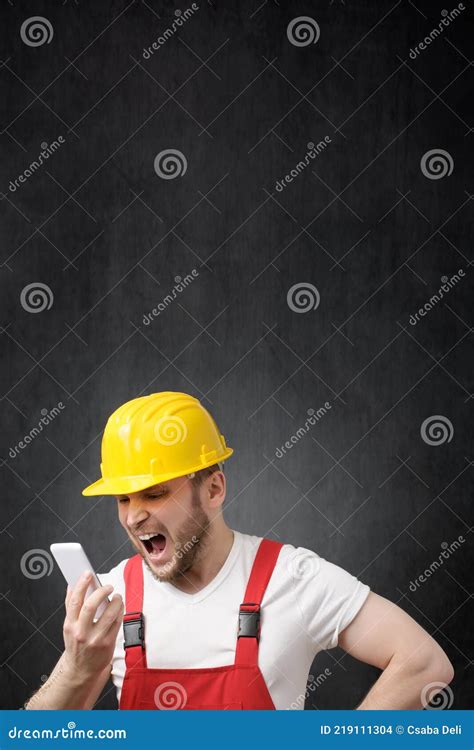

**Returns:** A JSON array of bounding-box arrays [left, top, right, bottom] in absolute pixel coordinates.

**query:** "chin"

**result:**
[[145, 554, 179, 582]]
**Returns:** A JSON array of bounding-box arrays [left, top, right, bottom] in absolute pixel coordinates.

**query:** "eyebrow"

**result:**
[[116, 484, 168, 499]]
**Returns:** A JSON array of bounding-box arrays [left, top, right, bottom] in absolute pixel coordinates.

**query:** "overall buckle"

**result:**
[[123, 612, 144, 649], [238, 603, 261, 640]]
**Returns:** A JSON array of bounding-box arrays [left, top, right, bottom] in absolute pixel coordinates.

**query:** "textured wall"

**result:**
[[1, 0, 472, 710]]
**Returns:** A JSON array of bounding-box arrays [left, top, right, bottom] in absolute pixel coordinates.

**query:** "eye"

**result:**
[[148, 493, 165, 500], [118, 498, 129, 504]]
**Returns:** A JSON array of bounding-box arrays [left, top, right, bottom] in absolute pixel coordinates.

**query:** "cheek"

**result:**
[[160, 497, 190, 531]]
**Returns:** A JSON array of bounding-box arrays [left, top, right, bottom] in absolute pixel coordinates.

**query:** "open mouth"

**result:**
[[138, 532, 167, 558]]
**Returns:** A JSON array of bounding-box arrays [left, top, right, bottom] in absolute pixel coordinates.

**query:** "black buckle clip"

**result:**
[[238, 603, 260, 640], [123, 612, 144, 649]]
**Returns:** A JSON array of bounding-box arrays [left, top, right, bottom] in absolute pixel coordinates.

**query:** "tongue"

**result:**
[[151, 534, 166, 553]]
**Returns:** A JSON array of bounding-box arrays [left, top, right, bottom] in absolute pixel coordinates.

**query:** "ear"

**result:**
[[207, 471, 226, 509]]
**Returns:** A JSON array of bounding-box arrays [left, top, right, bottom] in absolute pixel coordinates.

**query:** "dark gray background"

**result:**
[[1, 0, 472, 710]]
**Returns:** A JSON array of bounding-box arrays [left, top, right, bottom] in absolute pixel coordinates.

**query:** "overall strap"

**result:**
[[234, 538, 283, 667], [122, 554, 147, 670]]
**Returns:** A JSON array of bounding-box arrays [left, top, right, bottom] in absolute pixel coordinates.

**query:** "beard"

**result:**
[[140, 484, 211, 584]]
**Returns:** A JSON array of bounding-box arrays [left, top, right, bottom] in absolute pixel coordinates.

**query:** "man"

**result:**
[[25, 391, 453, 710]]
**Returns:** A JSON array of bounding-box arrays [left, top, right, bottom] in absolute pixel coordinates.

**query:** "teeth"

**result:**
[[138, 533, 159, 541]]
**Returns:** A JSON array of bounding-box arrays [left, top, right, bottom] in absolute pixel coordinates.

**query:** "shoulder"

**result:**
[[267, 541, 371, 650], [237, 532, 324, 585], [258, 538, 370, 616], [238, 532, 317, 564], [268, 538, 364, 592]]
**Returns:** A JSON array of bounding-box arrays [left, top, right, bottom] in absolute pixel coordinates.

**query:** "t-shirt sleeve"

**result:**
[[285, 545, 371, 652]]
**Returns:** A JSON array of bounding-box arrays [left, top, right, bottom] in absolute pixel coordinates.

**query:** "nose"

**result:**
[[124, 497, 150, 531]]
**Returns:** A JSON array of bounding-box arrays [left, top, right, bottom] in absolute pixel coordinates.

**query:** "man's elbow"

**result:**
[[411, 643, 454, 686], [428, 651, 454, 686]]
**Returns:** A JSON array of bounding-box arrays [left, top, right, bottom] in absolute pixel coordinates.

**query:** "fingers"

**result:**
[[77, 583, 115, 630], [93, 593, 125, 638], [65, 571, 94, 622]]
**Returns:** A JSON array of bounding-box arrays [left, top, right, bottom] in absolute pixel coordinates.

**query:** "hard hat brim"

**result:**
[[81, 447, 233, 496]]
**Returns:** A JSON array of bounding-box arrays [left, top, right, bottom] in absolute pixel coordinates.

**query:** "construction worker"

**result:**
[[25, 392, 453, 710]]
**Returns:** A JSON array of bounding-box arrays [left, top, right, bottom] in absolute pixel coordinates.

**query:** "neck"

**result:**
[[172, 523, 235, 594]]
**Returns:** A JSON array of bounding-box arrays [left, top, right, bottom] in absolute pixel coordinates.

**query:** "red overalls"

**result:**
[[119, 538, 283, 710]]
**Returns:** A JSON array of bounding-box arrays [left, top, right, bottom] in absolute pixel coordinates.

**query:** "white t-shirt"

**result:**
[[98, 529, 370, 710]]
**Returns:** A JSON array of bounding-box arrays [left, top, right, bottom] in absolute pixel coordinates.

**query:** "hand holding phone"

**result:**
[[49, 543, 124, 683], [50, 543, 111, 619], [64, 571, 124, 683]]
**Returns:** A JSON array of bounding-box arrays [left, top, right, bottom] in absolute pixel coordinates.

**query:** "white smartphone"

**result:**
[[50, 543, 111, 620]]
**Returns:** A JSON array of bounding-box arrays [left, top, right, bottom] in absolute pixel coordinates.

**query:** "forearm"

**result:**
[[24, 653, 110, 710], [356, 653, 453, 710]]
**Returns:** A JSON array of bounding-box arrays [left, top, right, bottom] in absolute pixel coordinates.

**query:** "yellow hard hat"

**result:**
[[82, 391, 233, 496]]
